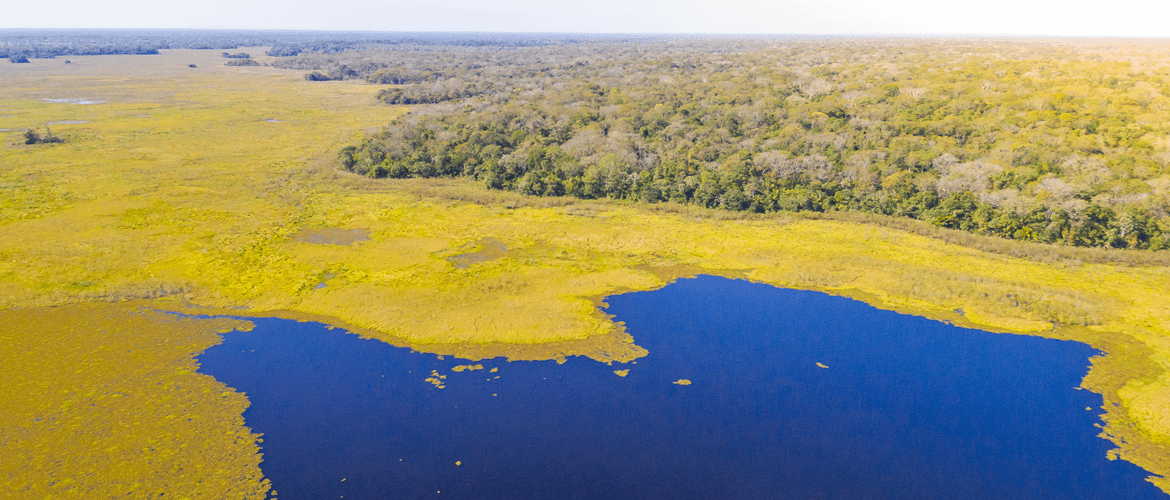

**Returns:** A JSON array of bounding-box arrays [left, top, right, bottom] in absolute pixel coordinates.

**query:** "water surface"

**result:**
[[197, 276, 1165, 499]]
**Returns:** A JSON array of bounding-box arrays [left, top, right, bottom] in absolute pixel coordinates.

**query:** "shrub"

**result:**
[[304, 71, 336, 81], [24, 127, 64, 145]]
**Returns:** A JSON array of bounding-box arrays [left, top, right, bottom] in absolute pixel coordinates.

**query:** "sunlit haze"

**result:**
[[6, 0, 1169, 36]]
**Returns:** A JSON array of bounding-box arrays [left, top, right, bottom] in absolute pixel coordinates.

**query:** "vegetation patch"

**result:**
[[22, 126, 63, 145]]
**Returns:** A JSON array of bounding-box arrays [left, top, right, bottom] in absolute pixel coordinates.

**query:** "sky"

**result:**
[[6, 0, 1170, 36]]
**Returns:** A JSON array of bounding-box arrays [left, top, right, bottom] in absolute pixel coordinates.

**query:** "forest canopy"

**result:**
[[315, 37, 1170, 251]]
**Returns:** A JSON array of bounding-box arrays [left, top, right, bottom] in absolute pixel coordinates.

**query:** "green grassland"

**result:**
[[2, 47, 1170, 496]]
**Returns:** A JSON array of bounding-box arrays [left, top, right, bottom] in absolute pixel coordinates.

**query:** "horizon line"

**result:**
[[1, 28, 1169, 40]]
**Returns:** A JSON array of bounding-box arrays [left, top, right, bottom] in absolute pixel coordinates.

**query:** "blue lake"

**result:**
[[196, 276, 1166, 499]]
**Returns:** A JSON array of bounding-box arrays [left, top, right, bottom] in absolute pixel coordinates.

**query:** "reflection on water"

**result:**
[[197, 276, 1166, 499]]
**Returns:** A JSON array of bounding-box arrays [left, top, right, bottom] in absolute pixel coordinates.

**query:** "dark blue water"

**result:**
[[196, 276, 1165, 499]]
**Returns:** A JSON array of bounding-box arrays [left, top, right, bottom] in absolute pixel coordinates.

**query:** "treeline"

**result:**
[[0, 29, 457, 60], [2, 44, 158, 60], [270, 33, 681, 77], [266, 32, 608, 57], [223, 52, 259, 66], [337, 38, 1170, 250], [0, 28, 252, 58], [299, 64, 450, 84], [375, 81, 493, 104]]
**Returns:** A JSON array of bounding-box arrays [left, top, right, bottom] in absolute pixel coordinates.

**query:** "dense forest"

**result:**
[[294, 38, 1170, 250]]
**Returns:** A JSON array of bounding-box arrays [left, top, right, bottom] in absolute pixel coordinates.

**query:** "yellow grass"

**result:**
[[2, 48, 1170, 495], [0, 302, 266, 498]]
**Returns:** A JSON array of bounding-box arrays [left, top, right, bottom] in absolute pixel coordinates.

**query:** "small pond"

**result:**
[[39, 98, 105, 105], [197, 276, 1165, 499]]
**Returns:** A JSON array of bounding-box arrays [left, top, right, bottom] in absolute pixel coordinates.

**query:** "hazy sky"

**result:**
[[8, 0, 1170, 36]]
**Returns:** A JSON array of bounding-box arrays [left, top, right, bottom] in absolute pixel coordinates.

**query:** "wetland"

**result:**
[[3, 33, 1170, 498]]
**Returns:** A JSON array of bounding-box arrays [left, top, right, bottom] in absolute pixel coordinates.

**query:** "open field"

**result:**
[[2, 48, 1170, 496]]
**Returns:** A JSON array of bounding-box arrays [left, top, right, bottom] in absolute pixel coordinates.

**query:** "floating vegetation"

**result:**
[[451, 364, 483, 372], [424, 370, 447, 389], [614, 369, 629, 377], [673, 379, 692, 386], [817, 362, 829, 369]]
